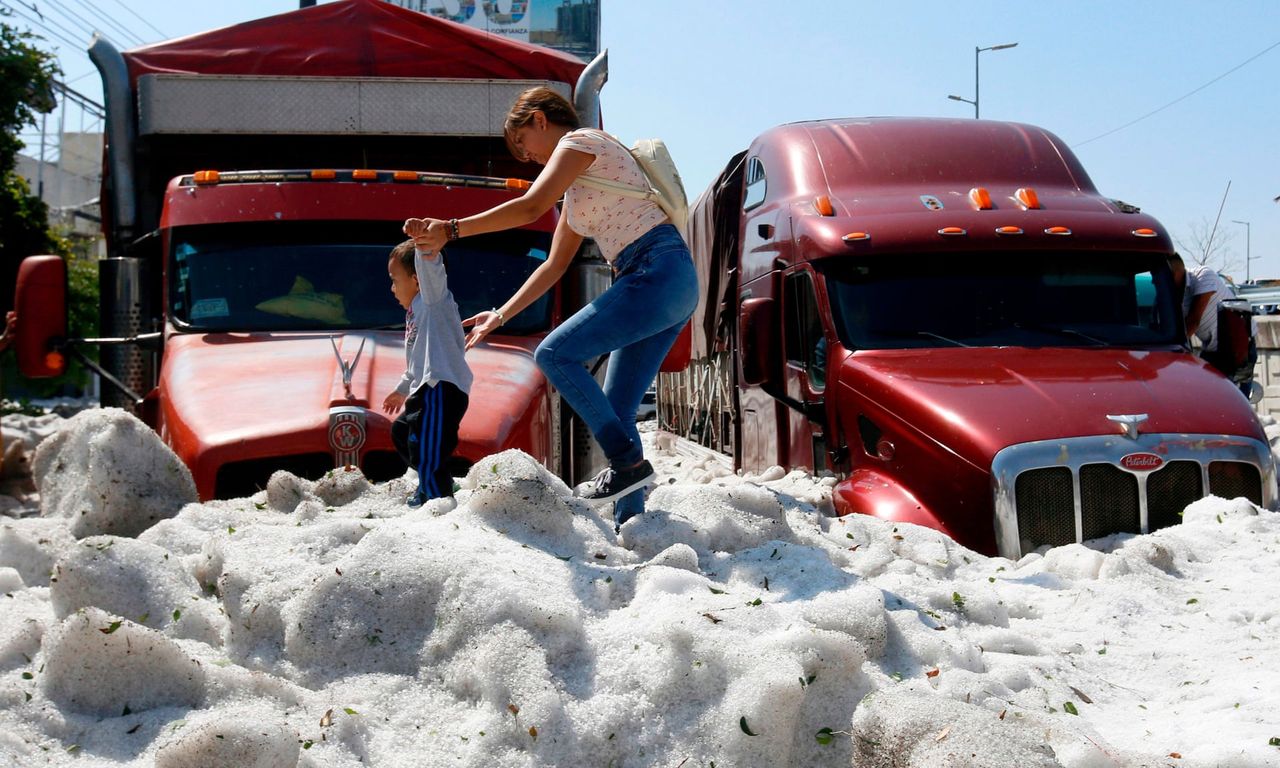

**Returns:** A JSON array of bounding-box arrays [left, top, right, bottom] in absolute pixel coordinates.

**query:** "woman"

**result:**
[[403, 87, 698, 529]]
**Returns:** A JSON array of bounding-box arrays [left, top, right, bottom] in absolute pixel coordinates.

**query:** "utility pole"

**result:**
[[37, 112, 47, 200], [947, 42, 1018, 118], [1231, 220, 1253, 282]]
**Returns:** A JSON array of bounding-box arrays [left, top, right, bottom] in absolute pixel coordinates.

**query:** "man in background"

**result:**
[[1168, 254, 1257, 398]]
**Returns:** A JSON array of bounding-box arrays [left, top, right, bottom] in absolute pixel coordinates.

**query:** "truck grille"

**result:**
[[1147, 460, 1203, 530], [1208, 461, 1263, 505], [1079, 463, 1141, 540], [993, 434, 1274, 559], [1014, 468, 1074, 548]]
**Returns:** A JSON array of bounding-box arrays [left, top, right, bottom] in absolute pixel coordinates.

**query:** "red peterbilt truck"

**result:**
[[661, 117, 1276, 559], [14, 0, 612, 498]]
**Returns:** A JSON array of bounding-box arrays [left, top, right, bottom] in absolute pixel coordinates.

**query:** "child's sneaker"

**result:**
[[406, 491, 429, 508], [578, 460, 656, 506]]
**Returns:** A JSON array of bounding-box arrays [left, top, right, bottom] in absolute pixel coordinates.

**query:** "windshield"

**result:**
[[168, 222, 553, 334], [823, 251, 1181, 350]]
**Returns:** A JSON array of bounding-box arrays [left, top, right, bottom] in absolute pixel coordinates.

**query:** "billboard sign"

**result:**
[[386, 1, 600, 62]]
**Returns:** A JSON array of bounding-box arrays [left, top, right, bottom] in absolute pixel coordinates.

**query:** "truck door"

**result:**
[[781, 268, 829, 473]]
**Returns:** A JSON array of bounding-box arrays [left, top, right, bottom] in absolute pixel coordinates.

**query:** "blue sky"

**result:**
[[9, 1, 1278, 280]]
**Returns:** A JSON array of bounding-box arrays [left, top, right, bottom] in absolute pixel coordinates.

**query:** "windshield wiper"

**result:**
[[1013, 323, 1109, 346], [917, 331, 970, 348]]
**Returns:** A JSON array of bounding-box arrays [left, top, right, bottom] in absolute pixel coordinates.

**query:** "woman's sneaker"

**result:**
[[579, 460, 656, 506]]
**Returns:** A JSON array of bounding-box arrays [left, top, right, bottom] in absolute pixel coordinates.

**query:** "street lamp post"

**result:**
[[948, 42, 1018, 119], [1232, 219, 1254, 282]]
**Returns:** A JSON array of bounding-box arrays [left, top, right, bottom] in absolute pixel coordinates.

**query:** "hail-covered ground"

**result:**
[[1, 408, 1278, 768]]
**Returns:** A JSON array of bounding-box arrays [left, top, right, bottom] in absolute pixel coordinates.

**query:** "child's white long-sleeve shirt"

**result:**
[[395, 249, 473, 396]]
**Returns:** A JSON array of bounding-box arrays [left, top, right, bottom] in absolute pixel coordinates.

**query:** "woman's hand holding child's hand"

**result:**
[[403, 217, 448, 253]]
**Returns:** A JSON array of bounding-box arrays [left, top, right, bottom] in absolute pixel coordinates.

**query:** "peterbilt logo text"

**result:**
[[1120, 453, 1163, 471]]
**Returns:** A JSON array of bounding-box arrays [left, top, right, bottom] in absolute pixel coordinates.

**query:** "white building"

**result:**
[[16, 131, 103, 239]]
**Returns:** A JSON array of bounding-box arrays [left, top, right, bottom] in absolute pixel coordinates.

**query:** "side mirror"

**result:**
[[14, 255, 68, 378], [1217, 297, 1254, 379], [739, 297, 778, 388]]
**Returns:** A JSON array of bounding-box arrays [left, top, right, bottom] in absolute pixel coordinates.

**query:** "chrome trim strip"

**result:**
[[992, 433, 1276, 560]]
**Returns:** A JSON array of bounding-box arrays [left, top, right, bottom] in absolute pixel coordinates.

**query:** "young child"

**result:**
[[383, 239, 472, 507]]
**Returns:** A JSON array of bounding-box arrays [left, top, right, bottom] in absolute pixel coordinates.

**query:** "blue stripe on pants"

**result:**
[[416, 385, 441, 498], [429, 385, 442, 495]]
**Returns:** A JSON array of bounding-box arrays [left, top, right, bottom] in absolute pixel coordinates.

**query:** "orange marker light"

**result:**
[[996, 226, 1024, 235], [842, 232, 871, 242], [506, 178, 532, 191], [393, 171, 418, 182], [310, 169, 337, 180], [815, 195, 835, 216], [938, 227, 967, 236], [193, 170, 220, 185], [1044, 226, 1072, 236], [1132, 228, 1158, 238], [969, 187, 992, 210], [1015, 187, 1040, 209], [352, 169, 377, 181], [44, 351, 65, 373]]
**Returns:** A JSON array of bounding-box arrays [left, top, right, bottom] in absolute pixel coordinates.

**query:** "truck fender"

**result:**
[[832, 468, 956, 538]]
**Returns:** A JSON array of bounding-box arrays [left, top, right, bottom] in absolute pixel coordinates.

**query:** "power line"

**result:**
[[104, 0, 166, 40], [67, 0, 147, 47], [1074, 39, 1280, 148], [56, 0, 146, 46], [5, 0, 101, 48], [34, 0, 105, 42], [63, 69, 96, 85], [1, 0, 87, 51]]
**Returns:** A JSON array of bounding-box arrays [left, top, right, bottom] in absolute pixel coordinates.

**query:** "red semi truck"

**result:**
[[15, 0, 611, 498], [662, 117, 1276, 559]]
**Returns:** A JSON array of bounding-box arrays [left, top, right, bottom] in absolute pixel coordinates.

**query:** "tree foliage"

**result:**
[[1, 11, 96, 399], [1, 10, 63, 281]]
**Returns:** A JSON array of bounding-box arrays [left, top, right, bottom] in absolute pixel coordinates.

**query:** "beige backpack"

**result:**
[[576, 132, 689, 243]]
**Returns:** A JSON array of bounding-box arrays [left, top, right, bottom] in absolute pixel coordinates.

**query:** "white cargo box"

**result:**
[[136, 74, 570, 136]]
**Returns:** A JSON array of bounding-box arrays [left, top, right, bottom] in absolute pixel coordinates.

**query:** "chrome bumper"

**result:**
[[991, 433, 1276, 560]]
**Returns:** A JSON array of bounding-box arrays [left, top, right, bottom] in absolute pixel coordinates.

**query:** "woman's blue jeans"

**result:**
[[535, 224, 698, 523]]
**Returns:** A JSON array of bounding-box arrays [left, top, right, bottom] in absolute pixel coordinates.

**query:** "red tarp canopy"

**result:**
[[122, 0, 586, 87]]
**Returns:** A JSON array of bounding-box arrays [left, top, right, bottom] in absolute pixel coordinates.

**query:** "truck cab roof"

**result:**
[[734, 117, 1171, 268]]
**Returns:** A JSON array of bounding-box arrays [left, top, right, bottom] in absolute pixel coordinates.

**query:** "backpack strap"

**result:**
[[575, 173, 657, 201], [569, 128, 657, 200]]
